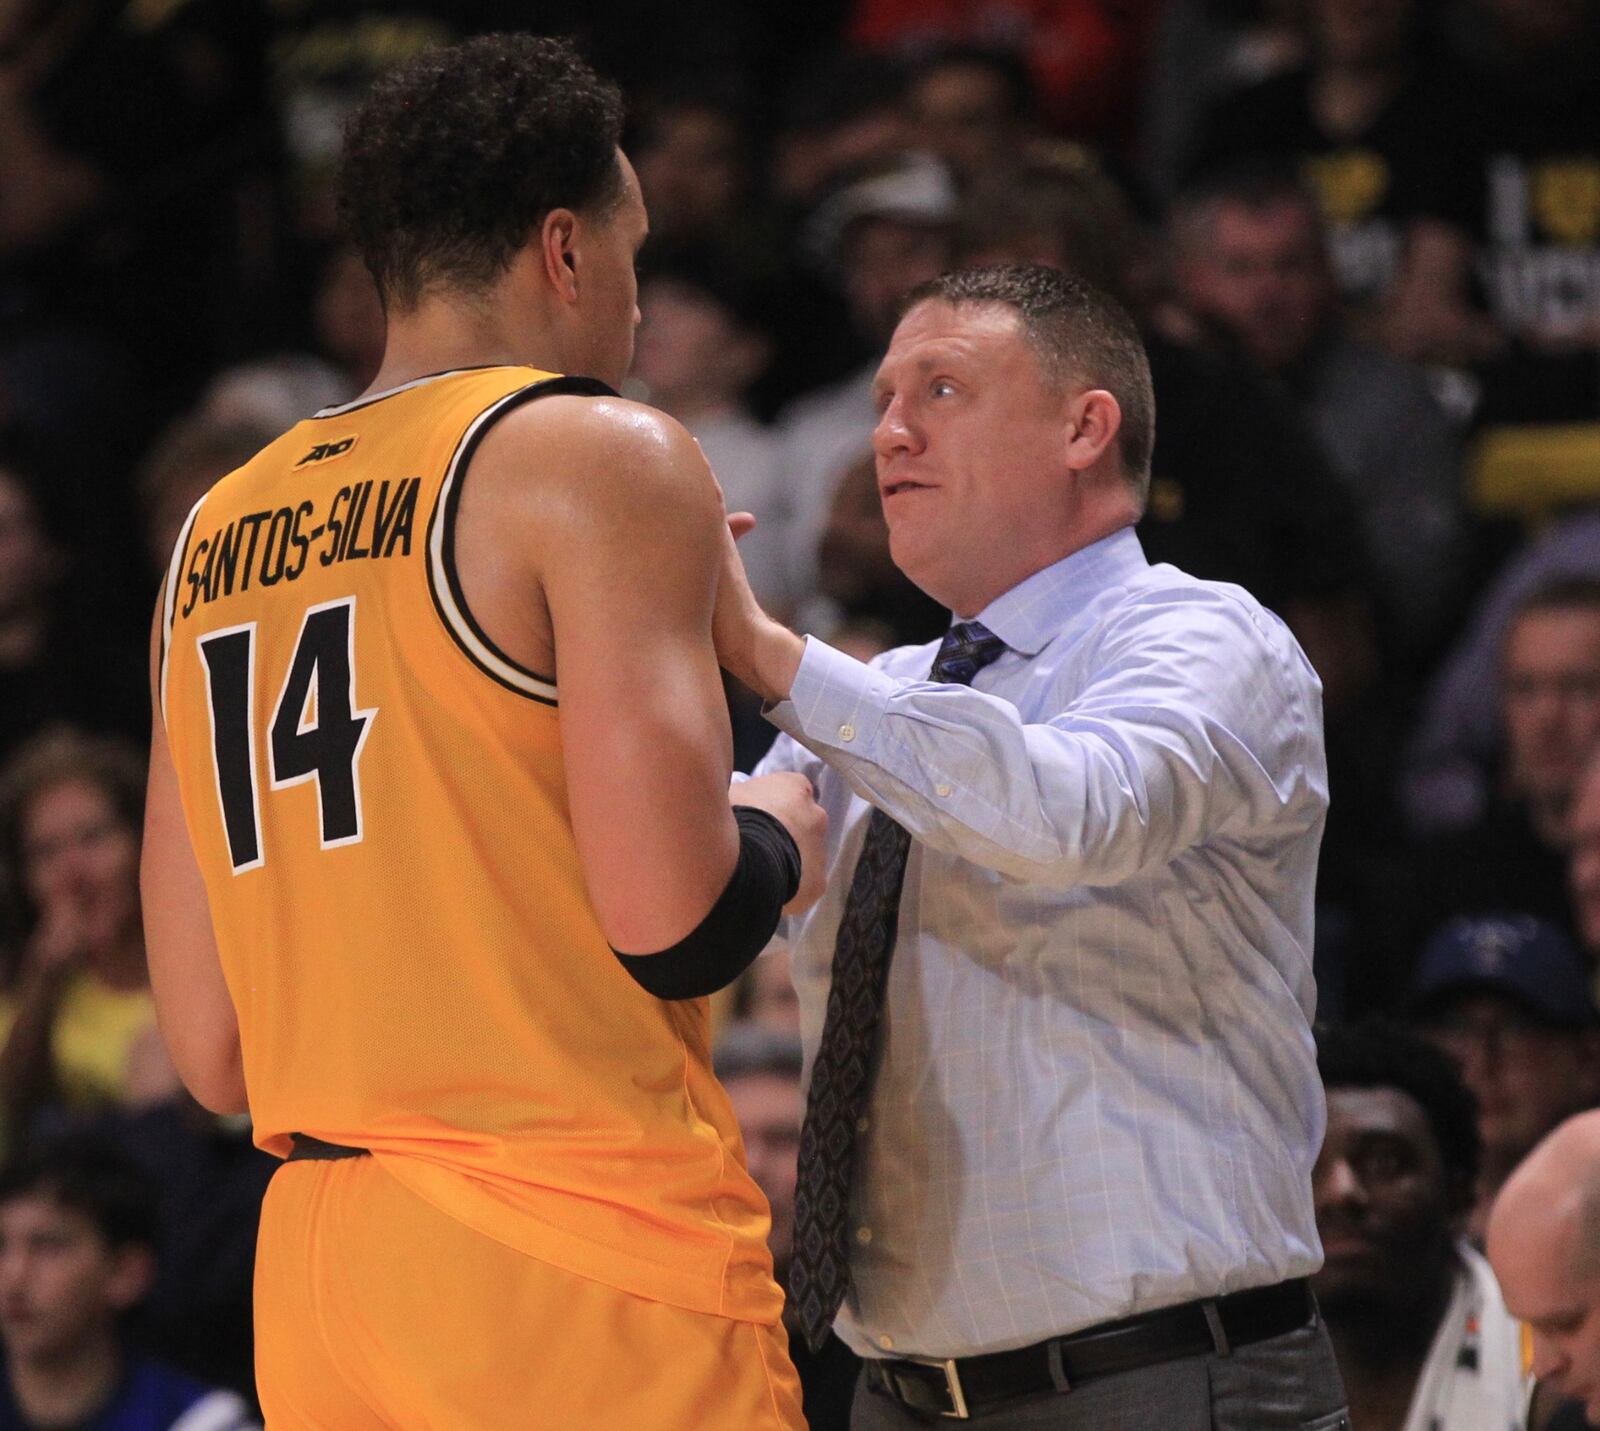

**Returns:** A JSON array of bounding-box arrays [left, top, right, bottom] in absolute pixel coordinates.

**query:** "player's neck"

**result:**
[[364, 291, 570, 396]]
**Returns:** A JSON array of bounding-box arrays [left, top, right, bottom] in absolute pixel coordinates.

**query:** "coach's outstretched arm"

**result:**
[[473, 396, 826, 994]]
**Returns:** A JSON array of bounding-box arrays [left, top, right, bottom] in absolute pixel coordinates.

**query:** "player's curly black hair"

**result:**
[[337, 34, 625, 311]]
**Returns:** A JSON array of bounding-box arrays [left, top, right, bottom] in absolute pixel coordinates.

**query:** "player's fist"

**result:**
[[731, 774, 828, 915]]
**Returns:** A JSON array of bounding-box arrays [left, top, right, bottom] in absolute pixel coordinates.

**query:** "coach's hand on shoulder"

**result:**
[[731, 774, 828, 914]]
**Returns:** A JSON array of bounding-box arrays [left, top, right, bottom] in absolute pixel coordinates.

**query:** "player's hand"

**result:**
[[731, 773, 828, 915]]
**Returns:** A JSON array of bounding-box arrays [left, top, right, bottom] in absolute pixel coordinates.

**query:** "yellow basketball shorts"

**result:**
[[255, 1156, 806, 1429]]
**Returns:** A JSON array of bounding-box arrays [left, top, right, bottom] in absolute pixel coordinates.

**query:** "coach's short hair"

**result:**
[[904, 264, 1156, 501], [338, 34, 625, 311]]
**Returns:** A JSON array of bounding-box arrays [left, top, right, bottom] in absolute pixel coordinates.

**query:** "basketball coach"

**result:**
[[713, 264, 1349, 1429]]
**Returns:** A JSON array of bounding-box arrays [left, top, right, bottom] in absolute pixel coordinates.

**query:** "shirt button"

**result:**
[[878, 1334, 895, 1351], [856, 1226, 873, 1245], [856, 1116, 871, 1133], [935, 782, 952, 798], [839, 723, 855, 741]]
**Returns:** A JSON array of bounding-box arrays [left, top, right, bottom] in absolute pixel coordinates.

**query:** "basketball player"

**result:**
[[138, 36, 822, 1429]]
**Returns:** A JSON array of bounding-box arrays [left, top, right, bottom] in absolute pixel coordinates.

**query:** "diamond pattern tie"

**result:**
[[789, 620, 1008, 1351]]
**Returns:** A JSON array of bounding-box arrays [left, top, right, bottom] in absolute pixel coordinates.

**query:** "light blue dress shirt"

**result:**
[[754, 527, 1329, 1361]]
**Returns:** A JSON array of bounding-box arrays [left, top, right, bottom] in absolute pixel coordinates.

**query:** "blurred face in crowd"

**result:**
[[633, 104, 744, 238], [0, 1195, 149, 1363], [842, 217, 952, 347], [723, 1072, 802, 1273], [1314, 0, 1413, 68], [1417, 994, 1600, 1176], [20, 779, 141, 954], [0, 469, 57, 625], [908, 61, 1022, 184], [1572, 757, 1600, 956], [631, 278, 765, 419], [1312, 1086, 1459, 1314], [873, 299, 1115, 616], [1503, 604, 1600, 842], [1175, 198, 1332, 372]]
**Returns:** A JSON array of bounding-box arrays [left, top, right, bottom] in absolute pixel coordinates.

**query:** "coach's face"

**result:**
[[872, 300, 1080, 617]]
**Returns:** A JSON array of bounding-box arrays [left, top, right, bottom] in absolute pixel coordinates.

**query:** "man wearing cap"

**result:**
[[1410, 914, 1600, 1242]]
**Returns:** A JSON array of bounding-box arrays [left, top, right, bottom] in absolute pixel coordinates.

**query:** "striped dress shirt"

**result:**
[[754, 526, 1329, 1360]]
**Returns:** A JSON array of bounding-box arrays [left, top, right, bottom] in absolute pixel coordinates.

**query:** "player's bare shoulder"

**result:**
[[470, 393, 723, 546]]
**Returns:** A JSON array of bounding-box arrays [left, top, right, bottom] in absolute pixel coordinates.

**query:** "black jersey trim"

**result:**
[[311, 366, 516, 420], [425, 374, 617, 705]]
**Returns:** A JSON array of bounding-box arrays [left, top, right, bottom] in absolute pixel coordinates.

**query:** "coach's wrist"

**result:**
[[746, 619, 805, 705]]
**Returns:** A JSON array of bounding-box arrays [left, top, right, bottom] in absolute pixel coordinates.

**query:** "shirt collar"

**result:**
[[973, 526, 1147, 657]]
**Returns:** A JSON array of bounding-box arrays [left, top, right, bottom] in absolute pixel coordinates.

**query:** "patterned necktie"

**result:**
[[789, 620, 1008, 1351]]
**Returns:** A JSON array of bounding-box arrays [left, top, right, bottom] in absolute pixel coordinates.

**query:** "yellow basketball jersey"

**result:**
[[159, 366, 781, 1323]]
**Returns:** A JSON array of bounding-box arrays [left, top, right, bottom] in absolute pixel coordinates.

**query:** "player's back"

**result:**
[[158, 366, 779, 1321]]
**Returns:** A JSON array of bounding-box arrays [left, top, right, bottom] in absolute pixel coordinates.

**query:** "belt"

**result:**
[[866, 1278, 1315, 1420], [286, 1134, 371, 1162]]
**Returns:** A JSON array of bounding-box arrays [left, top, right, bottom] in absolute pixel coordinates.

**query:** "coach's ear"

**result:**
[[540, 208, 581, 301]]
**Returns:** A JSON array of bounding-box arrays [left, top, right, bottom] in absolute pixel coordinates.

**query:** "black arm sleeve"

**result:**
[[611, 806, 802, 1000]]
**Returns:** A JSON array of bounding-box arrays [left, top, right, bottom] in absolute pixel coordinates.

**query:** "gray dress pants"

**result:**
[[850, 1317, 1350, 1430]]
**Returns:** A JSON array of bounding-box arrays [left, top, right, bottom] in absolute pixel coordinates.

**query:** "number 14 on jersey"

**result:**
[[198, 596, 378, 873]]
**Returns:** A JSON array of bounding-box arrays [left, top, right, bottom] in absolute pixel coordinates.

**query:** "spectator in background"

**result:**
[[630, 85, 754, 246], [848, 0, 1160, 149], [1187, 0, 1462, 317], [715, 1024, 858, 1431], [1389, 0, 1600, 413], [1571, 750, 1600, 965], [1409, 915, 1600, 1240], [903, 46, 1036, 187], [1314, 1022, 1526, 1431], [1168, 165, 1466, 652], [0, 1138, 257, 1430], [1407, 523, 1600, 836], [1487, 1112, 1600, 1431], [631, 246, 790, 613], [770, 53, 912, 215], [0, 453, 145, 767], [0, 732, 179, 1147], [1408, 581, 1600, 955], [775, 153, 956, 615]]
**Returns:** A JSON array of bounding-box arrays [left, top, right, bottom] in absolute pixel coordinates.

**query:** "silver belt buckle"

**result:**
[[909, 1356, 970, 1419]]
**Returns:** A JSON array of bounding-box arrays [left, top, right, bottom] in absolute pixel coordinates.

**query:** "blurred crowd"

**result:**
[[0, 0, 1599, 1425]]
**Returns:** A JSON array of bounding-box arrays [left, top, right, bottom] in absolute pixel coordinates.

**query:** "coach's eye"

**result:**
[[931, 379, 955, 398]]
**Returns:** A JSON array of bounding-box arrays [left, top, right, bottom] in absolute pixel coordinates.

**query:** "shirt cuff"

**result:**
[[765, 637, 898, 752]]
